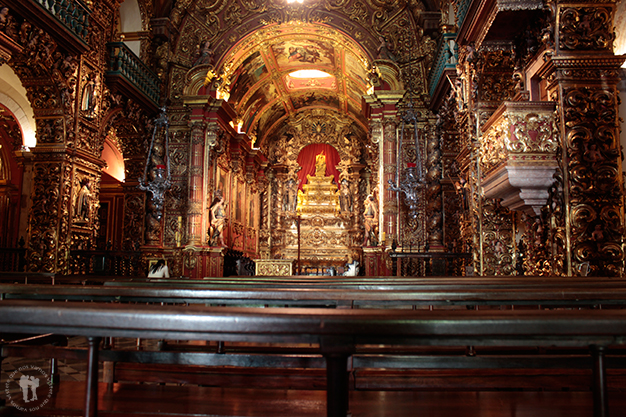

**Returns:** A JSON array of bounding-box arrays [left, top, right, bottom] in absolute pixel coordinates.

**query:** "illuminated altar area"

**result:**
[[279, 146, 356, 271]]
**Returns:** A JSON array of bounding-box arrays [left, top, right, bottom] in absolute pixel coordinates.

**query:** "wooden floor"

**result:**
[[2, 382, 626, 417]]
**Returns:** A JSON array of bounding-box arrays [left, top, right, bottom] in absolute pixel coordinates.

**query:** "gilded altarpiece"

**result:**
[[263, 110, 368, 268]]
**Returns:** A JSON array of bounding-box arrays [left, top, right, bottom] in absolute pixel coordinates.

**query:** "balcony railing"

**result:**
[[35, 0, 90, 43], [428, 32, 457, 97], [3, 0, 91, 53], [106, 42, 161, 110]]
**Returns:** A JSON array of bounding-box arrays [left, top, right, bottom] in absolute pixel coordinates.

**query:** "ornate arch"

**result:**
[[266, 109, 366, 166]]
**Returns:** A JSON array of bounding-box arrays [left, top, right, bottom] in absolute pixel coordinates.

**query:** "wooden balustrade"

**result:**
[[106, 42, 161, 111]]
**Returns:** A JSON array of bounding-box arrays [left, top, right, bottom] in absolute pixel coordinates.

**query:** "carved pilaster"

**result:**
[[122, 191, 145, 251], [26, 154, 72, 272], [542, 0, 626, 276], [382, 117, 398, 245]]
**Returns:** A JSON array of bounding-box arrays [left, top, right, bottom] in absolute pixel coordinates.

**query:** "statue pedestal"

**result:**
[[207, 248, 225, 277], [297, 172, 340, 216], [363, 247, 389, 276]]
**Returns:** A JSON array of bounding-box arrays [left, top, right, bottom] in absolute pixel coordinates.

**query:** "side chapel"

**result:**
[[0, 0, 624, 278]]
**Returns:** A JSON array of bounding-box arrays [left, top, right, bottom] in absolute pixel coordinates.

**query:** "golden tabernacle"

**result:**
[[283, 153, 351, 270], [296, 156, 340, 215]]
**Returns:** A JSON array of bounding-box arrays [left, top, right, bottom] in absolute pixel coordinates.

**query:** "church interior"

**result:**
[[0, 0, 624, 278], [1, 0, 626, 416]]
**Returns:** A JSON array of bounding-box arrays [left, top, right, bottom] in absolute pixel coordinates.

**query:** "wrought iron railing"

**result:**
[[33, 0, 90, 43], [0, 247, 27, 272], [390, 252, 472, 277], [106, 42, 160, 107], [68, 249, 144, 276]]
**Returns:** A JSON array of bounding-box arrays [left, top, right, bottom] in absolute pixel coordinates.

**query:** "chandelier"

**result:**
[[387, 32, 426, 221]]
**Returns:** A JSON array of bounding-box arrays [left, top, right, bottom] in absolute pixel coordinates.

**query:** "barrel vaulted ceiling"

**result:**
[[215, 23, 371, 144], [169, 0, 441, 145]]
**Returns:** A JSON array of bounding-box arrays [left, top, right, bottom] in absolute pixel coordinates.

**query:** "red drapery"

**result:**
[[296, 143, 341, 190]]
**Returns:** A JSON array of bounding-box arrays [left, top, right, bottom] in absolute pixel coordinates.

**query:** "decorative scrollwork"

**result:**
[[559, 7, 614, 51], [563, 86, 623, 275]]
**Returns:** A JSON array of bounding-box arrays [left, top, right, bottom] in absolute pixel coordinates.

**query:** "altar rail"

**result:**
[[1, 301, 625, 417]]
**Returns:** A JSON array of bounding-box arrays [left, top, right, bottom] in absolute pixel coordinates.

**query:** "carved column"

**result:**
[[186, 120, 206, 246], [542, 0, 625, 276], [259, 168, 275, 259], [425, 121, 444, 252]]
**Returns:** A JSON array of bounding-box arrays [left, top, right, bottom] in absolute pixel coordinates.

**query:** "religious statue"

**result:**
[[283, 179, 298, 213], [208, 193, 227, 246], [315, 152, 326, 176], [80, 73, 99, 115], [0, 6, 16, 38], [76, 178, 91, 221], [362, 194, 378, 246], [376, 36, 397, 61], [193, 40, 214, 66], [0, 6, 9, 34], [454, 177, 469, 210], [338, 179, 352, 212]]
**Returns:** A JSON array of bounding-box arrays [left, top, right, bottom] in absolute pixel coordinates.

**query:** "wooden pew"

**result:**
[[0, 271, 153, 286], [3, 278, 626, 410], [3, 281, 626, 308], [0, 271, 56, 284], [1, 300, 626, 417]]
